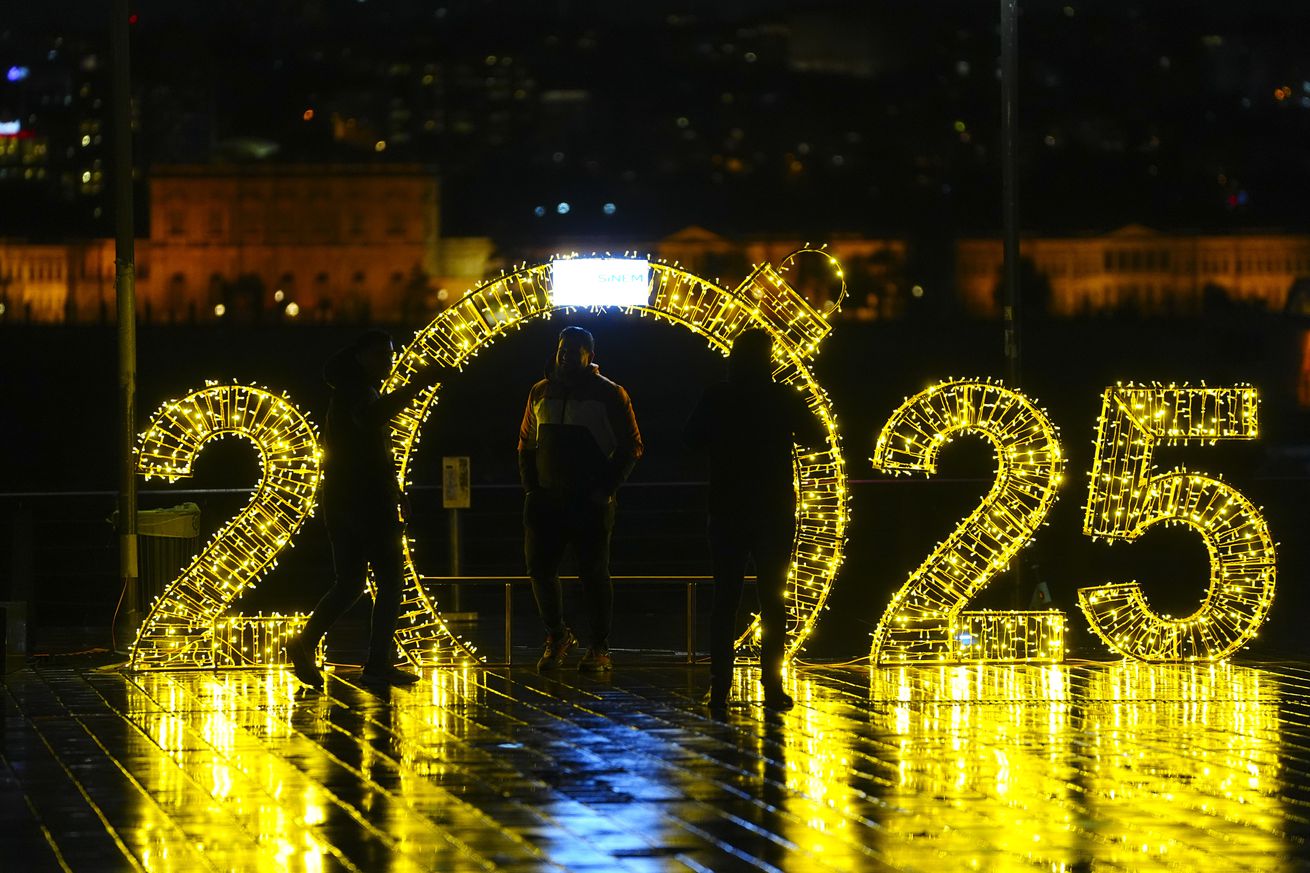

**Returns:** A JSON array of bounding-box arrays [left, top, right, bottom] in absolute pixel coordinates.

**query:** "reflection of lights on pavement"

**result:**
[[14, 663, 1294, 869], [866, 662, 1282, 870]]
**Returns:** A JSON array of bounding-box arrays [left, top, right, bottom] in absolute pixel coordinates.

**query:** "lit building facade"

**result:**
[[145, 164, 443, 322], [0, 164, 498, 324], [0, 237, 114, 322], [7, 198, 1310, 326], [958, 225, 1310, 317]]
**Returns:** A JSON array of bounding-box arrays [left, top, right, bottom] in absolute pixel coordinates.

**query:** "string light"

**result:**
[[385, 255, 849, 664], [132, 384, 322, 670], [213, 613, 325, 668], [871, 380, 1066, 664], [776, 244, 849, 316], [1078, 384, 1276, 661]]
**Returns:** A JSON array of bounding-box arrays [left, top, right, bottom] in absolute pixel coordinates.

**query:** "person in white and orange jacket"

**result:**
[[518, 326, 643, 673]]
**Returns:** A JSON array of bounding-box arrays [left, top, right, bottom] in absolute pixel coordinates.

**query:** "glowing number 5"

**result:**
[[871, 380, 1066, 664], [1078, 385, 1276, 661]]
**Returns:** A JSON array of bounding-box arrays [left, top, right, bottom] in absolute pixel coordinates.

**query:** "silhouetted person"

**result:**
[[286, 329, 445, 689], [519, 326, 643, 673], [685, 329, 825, 709]]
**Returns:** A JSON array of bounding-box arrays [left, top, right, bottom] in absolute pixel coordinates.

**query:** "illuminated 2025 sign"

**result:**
[[131, 255, 1277, 671]]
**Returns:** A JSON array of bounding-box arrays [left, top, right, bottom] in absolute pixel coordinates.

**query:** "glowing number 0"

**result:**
[[1078, 385, 1276, 661], [384, 257, 848, 664], [131, 384, 322, 670], [871, 380, 1066, 664]]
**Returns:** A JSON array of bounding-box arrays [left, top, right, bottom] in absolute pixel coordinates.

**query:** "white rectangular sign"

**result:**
[[442, 456, 471, 509], [551, 257, 651, 308]]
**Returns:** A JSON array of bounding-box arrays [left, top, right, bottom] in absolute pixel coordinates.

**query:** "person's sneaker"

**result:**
[[284, 634, 323, 690], [360, 664, 422, 686], [702, 684, 730, 708], [763, 687, 795, 711], [536, 628, 577, 672], [578, 647, 612, 673]]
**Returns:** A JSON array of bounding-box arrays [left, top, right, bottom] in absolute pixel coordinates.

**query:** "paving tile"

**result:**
[[4, 661, 1310, 869]]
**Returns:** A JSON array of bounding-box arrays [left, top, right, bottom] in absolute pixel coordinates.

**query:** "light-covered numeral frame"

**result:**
[[871, 379, 1067, 664], [1078, 384, 1276, 661], [131, 384, 323, 670]]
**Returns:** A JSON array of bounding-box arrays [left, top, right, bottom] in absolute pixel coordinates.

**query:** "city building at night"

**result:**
[[958, 224, 1310, 317], [146, 163, 442, 322], [9, 210, 1310, 324]]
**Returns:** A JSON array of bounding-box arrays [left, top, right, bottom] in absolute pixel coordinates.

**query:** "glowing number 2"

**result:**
[[131, 384, 322, 670], [1078, 385, 1276, 661], [870, 380, 1067, 664]]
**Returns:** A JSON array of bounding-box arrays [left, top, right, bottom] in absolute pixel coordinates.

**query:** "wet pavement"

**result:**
[[3, 659, 1309, 871]]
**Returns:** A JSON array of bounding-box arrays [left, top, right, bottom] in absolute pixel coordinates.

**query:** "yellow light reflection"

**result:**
[[867, 663, 1286, 870], [121, 672, 335, 870]]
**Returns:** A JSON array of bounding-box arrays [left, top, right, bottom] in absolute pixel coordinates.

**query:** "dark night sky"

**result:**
[[3, 1, 1310, 238]]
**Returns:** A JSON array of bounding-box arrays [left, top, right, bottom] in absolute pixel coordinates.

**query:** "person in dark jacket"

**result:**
[[286, 329, 445, 689], [684, 328, 825, 710], [519, 326, 643, 673]]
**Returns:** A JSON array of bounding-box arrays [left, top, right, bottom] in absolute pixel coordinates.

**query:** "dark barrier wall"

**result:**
[[3, 313, 1308, 658]]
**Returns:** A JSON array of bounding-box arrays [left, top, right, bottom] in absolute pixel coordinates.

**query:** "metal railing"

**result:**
[[420, 574, 757, 666]]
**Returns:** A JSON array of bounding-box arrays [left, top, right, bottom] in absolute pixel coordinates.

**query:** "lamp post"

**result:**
[[1000, 0, 1023, 606], [111, 0, 139, 652], [1000, 0, 1021, 388]]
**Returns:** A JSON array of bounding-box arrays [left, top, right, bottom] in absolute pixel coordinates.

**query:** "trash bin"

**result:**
[[136, 503, 201, 607]]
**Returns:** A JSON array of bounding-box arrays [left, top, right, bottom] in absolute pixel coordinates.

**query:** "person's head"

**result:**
[[354, 328, 395, 382], [728, 328, 774, 382], [555, 326, 595, 377]]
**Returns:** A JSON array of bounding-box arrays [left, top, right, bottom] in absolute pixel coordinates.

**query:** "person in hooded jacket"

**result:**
[[684, 328, 825, 710], [286, 329, 446, 689], [519, 326, 643, 673]]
